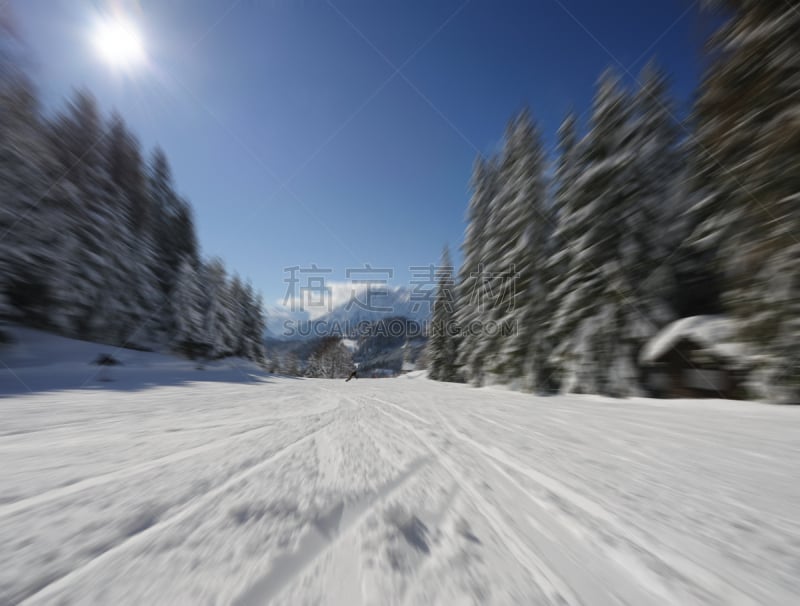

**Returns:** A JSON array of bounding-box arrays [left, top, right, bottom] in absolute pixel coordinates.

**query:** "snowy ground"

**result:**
[[1, 334, 799, 605]]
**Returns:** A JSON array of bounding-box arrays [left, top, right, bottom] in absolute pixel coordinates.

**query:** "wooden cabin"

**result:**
[[640, 316, 748, 399]]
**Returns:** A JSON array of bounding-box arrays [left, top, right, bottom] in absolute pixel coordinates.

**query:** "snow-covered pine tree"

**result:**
[[103, 113, 161, 347], [227, 274, 247, 357], [205, 258, 235, 358], [0, 57, 60, 326], [487, 110, 551, 390], [547, 112, 581, 388], [455, 156, 498, 385], [108, 114, 154, 235], [468, 118, 523, 378], [427, 245, 458, 382], [221, 275, 266, 363], [147, 147, 199, 341], [45, 91, 125, 342], [692, 0, 800, 402], [241, 282, 267, 363], [626, 63, 682, 330], [283, 352, 300, 376], [549, 67, 683, 396], [171, 257, 207, 358], [549, 70, 636, 396], [220, 273, 240, 358], [600, 62, 685, 392], [306, 336, 353, 378], [148, 150, 198, 287]]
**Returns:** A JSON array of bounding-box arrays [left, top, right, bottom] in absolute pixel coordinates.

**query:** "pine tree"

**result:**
[[545, 67, 684, 396], [148, 147, 198, 299], [603, 63, 683, 393], [455, 156, 498, 385], [171, 257, 206, 357], [200, 258, 235, 358], [489, 110, 551, 390], [101, 113, 161, 346], [107, 113, 151, 235], [547, 112, 580, 389], [692, 0, 800, 402], [550, 70, 636, 395], [46, 91, 122, 341], [428, 245, 459, 382], [306, 337, 353, 378], [467, 118, 522, 378], [0, 64, 59, 326], [241, 282, 267, 363], [627, 63, 682, 331], [228, 275, 247, 357], [284, 352, 300, 376]]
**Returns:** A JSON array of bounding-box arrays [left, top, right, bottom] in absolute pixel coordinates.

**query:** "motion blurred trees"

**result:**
[[455, 157, 496, 385], [450, 2, 798, 402], [306, 336, 354, 379], [457, 68, 686, 396], [690, 0, 800, 402], [0, 34, 265, 362], [427, 245, 459, 382]]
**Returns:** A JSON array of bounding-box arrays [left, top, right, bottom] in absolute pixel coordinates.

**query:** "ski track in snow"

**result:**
[[1, 376, 799, 605], [433, 407, 757, 605], [0, 402, 326, 518], [233, 454, 432, 606], [17, 419, 336, 605], [369, 399, 586, 605]]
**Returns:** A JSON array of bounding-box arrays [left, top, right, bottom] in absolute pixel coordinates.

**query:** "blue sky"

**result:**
[[12, 0, 707, 307]]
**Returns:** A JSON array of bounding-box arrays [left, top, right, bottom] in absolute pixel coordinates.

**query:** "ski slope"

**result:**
[[1, 372, 799, 604]]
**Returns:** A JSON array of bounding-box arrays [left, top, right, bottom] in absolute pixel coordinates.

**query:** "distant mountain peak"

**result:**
[[267, 285, 431, 340]]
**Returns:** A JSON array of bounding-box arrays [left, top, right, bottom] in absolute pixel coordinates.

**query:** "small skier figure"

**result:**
[[345, 369, 358, 382]]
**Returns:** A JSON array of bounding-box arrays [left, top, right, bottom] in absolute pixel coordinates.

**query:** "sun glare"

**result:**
[[92, 15, 145, 70]]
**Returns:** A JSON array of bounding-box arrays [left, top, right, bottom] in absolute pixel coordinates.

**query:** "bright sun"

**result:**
[[92, 15, 145, 70]]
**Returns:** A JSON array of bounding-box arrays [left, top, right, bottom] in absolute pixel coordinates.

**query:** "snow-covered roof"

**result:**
[[640, 315, 746, 364]]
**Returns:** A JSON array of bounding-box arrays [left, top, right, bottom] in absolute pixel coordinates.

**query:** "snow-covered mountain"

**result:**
[[313, 286, 429, 326], [267, 286, 430, 340]]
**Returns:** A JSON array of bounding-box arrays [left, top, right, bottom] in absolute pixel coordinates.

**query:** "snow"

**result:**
[[639, 315, 746, 365], [0, 326, 265, 396], [2, 332, 799, 605]]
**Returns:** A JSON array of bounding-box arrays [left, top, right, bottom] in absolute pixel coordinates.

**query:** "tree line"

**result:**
[[0, 32, 266, 362], [428, 1, 799, 403]]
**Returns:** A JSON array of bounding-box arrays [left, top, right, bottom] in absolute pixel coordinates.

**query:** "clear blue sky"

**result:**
[[12, 0, 707, 307]]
